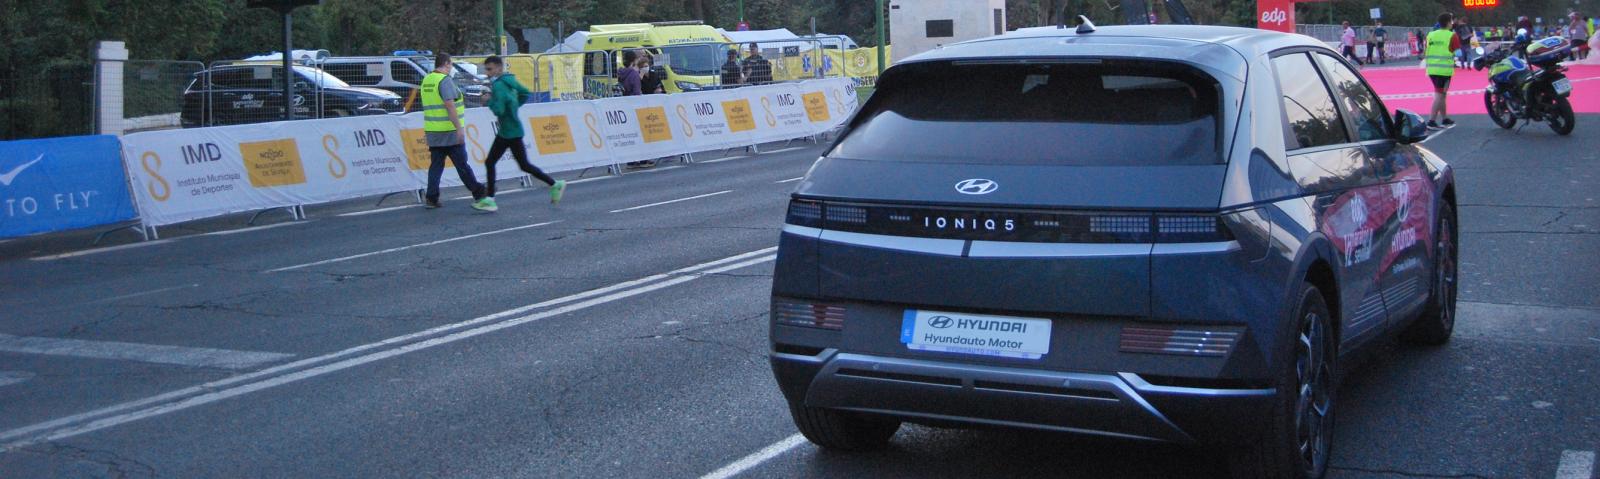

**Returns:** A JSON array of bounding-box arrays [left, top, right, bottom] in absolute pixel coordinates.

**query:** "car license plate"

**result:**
[[1553, 78, 1572, 95], [900, 310, 1052, 359]]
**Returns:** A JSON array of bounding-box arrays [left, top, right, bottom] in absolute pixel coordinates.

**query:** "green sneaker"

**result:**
[[472, 197, 498, 212], [549, 180, 566, 204]]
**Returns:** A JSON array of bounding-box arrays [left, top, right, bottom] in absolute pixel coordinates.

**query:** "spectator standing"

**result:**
[[1570, 13, 1589, 60], [1424, 12, 1460, 129], [1368, 21, 1388, 64], [480, 56, 565, 205], [1341, 22, 1364, 65], [617, 50, 643, 96], [720, 49, 743, 87], [419, 52, 494, 212], [640, 52, 664, 94], [741, 43, 773, 83], [1454, 20, 1473, 67]]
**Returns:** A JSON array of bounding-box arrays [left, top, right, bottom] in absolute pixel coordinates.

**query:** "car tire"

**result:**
[[1401, 203, 1458, 345], [1230, 283, 1336, 479], [787, 402, 900, 451]]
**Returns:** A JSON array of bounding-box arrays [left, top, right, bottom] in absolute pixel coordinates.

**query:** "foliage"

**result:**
[[2, 0, 1588, 70]]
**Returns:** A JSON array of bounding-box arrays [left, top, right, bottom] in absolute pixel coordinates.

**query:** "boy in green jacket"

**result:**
[[483, 56, 566, 203]]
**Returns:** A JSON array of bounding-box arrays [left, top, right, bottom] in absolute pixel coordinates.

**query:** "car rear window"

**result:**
[[830, 60, 1223, 166]]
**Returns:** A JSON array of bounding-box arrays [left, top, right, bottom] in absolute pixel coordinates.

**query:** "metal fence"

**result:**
[[1297, 24, 1430, 45], [123, 60, 204, 132], [0, 64, 95, 140], [185, 60, 345, 128]]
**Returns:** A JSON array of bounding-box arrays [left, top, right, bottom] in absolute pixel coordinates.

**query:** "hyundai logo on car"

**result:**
[[927, 315, 954, 329], [954, 178, 998, 195]]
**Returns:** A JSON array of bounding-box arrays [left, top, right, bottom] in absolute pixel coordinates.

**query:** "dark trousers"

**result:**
[[484, 136, 555, 197], [426, 143, 485, 202], [1366, 41, 1386, 63], [1342, 45, 1364, 65]]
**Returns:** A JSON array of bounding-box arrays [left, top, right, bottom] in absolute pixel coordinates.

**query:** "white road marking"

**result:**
[[609, 190, 733, 213], [1421, 125, 1455, 144], [0, 371, 34, 388], [337, 205, 414, 217], [699, 155, 750, 164], [93, 284, 200, 304], [775, 177, 804, 184], [760, 147, 807, 155], [203, 221, 305, 236], [1557, 450, 1596, 479], [31, 239, 175, 261], [568, 175, 618, 185], [698, 433, 807, 479], [266, 220, 561, 273], [0, 334, 293, 370], [0, 248, 777, 451], [454, 188, 529, 201]]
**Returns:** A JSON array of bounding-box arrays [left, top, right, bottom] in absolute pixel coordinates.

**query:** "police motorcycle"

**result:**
[[1473, 29, 1577, 135]]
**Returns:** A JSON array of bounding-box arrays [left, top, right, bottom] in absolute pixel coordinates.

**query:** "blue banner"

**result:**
[[0, 135, 137, 238]]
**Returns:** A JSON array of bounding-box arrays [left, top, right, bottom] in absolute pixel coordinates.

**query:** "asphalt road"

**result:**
[[0, 116, 1597, 479]]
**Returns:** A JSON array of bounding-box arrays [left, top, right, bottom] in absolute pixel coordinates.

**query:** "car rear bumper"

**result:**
[[772, 349, 1276, 445]]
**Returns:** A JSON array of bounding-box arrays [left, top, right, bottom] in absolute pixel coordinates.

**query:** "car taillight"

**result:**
[[772, 299, 845, 331], [1154, 215, 1233, 243], [786, 200, 822, 228], [1119, 324, 1240, 357]]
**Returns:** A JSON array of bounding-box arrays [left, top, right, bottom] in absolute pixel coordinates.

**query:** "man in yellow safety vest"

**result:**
[[1424, 12, 1461, 130], [421, 52, 495, 211]]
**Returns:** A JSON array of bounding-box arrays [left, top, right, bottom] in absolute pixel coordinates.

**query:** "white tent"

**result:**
[[546, 31, 592, 53], [243, 49, 332, 64]]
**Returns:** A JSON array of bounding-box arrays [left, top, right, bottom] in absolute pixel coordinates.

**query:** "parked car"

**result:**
[[319, 55, 489, 110], [180, 64, 401, 128], [768, 24, 1457, 479]]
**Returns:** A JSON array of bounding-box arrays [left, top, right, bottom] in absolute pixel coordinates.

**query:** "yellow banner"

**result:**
[[239, 139, 306, 187]]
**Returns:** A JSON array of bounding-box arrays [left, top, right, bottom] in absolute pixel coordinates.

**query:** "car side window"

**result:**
[[391, 61, 423, 85], [1314, 53, 1389, 142], [1271, 53, 1350, 150], [323, 63, 381, 85], [210, 69, 247, 89]]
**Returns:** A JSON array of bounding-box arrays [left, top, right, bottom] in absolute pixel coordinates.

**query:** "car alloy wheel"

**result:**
[[1295, 306, 1334, 475], [1434, 215, 1457, 333]]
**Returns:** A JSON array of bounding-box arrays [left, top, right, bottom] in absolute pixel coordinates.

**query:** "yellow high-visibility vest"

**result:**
[[420, 72, 465, 132], [1425, 29, 1456, 77]]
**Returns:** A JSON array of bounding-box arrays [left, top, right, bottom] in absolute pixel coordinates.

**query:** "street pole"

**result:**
[[876, 0, 886, 76], [283, 11, 293, 121], [738, 0, 745, 22], [496, 0, 506, 55]]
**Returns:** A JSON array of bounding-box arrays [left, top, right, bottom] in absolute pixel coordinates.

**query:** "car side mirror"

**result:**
[[1392, 109, 1429, 144]]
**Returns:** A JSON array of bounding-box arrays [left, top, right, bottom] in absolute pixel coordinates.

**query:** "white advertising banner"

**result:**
[[744, 83, 813, 144], [122, 115, 415, 227], [515, 100, 613, 173], [121, 78, 858, 227], [794, 78, 859, 134], [591, 94, 688, 161], [665, 88, 754, 151]]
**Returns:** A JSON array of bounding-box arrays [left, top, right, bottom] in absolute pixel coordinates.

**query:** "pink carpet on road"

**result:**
[[1362, 64, 1600, 115]]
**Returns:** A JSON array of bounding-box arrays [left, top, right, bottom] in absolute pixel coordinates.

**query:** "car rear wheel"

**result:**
[[1402, 203, 1458, 345], [788, 403, 900, 451], [1230, 283, 1336, 479]]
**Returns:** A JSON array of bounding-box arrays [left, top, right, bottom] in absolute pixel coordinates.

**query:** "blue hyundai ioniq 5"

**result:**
[[768, 24, 1458, 479]]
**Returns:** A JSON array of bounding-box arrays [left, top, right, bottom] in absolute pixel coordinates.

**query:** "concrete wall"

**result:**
[[889, 0, 1007, 64]]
